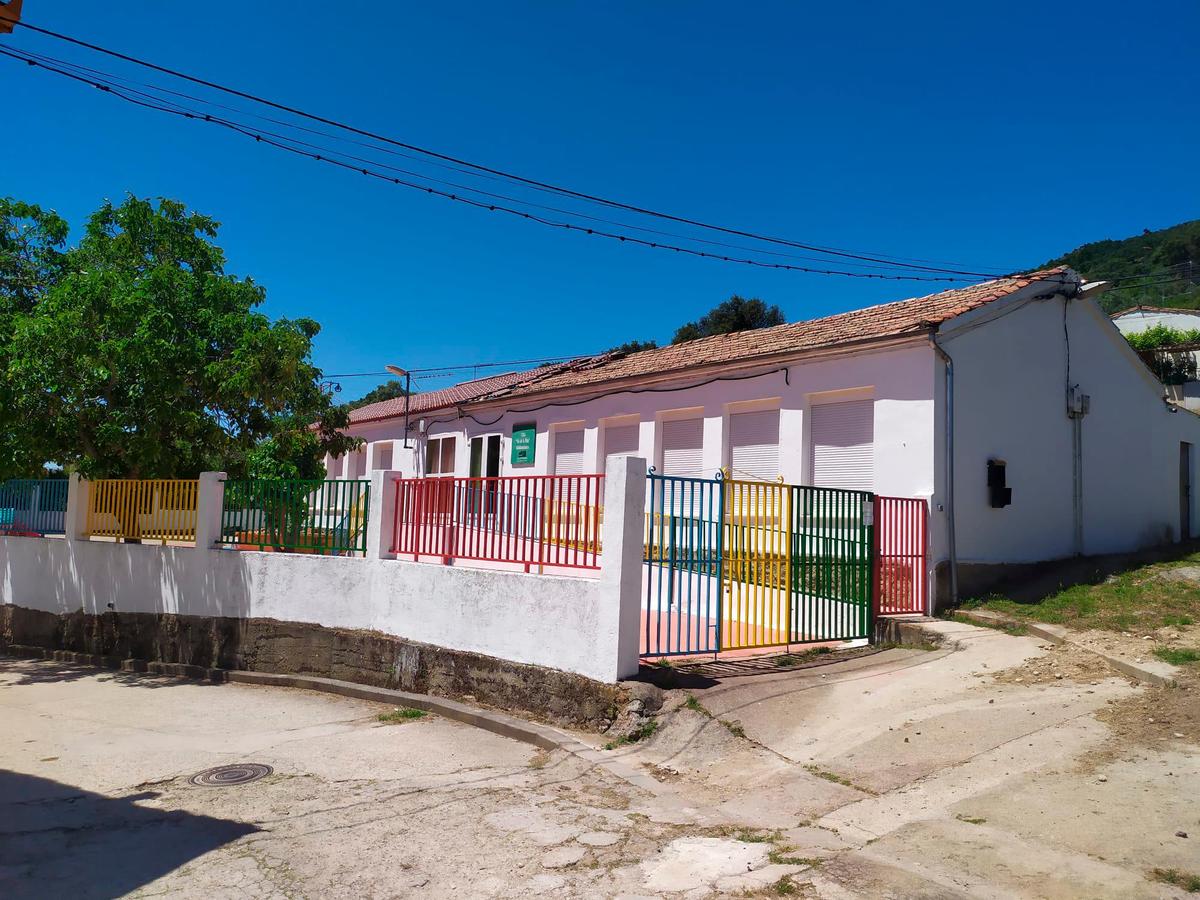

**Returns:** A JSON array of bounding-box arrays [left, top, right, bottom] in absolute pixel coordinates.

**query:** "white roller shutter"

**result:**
[[810, 400, 874, 491], [661, 417, 704, 478], [604, 422, 640, 458], [553, 428, 585, 475], [729, 409, 780, 482]]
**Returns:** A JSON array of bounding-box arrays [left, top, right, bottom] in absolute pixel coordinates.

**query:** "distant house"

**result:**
[[337, 268, 1200, 607], [1111, 305, 1200, 411]]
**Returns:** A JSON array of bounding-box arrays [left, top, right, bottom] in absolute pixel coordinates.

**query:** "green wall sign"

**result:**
[[510, 423, 536, 465]]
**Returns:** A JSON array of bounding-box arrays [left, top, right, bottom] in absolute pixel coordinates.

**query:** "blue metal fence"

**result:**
[[0, 479, 69, 535], [643, 471, 725, 656]]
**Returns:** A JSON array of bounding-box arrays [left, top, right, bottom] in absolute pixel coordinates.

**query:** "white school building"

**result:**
[[334, 268, 1200, 607]]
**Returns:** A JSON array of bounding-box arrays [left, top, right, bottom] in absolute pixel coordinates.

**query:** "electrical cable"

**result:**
[[2, 44, 997, 283], [9, 18, 1025, 278]]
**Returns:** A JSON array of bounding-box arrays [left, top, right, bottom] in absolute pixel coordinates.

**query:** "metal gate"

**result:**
[[642, 472, 874, 657], [642, 472, 724, 657]]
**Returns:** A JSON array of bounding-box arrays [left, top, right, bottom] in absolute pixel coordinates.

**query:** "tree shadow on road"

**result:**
[[0, 657, 222, 689], [0, 768, 257, 899]]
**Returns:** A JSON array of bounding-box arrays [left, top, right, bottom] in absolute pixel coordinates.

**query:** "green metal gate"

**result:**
[[642, 473, 874, 657]]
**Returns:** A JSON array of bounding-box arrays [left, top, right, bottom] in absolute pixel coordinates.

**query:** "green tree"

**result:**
[[347, 378, 411, 411], [671, 295, 786, 344], [1045, 219, 1200, 313], [0, 199, 69, 478], [603, 339, 659, 356], [3, 194, 359, 479]]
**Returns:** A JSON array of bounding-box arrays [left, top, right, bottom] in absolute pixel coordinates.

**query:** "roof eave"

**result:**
[[462, 328, 936, 413]]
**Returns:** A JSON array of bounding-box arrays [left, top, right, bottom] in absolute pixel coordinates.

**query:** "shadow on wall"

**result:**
[[0, 768, 256, 899], [1, 538, 254, 664]]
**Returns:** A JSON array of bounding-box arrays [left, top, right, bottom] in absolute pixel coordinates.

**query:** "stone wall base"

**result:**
[[1, 605, 625, 730]]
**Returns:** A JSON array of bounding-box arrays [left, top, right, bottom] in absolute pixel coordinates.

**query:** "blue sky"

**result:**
[[5, 1, 1197, 401]]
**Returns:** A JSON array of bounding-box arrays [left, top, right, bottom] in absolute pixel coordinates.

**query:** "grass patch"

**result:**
[[1154, 647, 1200, 665], [377, 707, 427, 724], [952, 608, 1029, 636], [804, 765, 877, 795], [955, 813, 987, 825], [771, 874, 800, 895], [769, 847, 823, 867], [734, 828, 773, 843], [721, 719, 746, 739], [962, 554, 1200, 634], [603, 718, 658, 750], [684, 694, 711, 716], [653, 658, 674, 669], [1150, 867, 1200, 893], [773, 646, 833, 667]]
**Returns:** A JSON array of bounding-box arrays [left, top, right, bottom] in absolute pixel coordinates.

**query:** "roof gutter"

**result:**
[[930, 332, 958, 609]]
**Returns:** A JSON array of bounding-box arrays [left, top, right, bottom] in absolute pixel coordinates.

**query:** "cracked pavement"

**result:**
[[2, 619, 1198, 899]]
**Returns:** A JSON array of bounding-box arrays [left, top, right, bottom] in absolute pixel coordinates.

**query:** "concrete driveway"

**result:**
[[2, 619, 1197, 899]]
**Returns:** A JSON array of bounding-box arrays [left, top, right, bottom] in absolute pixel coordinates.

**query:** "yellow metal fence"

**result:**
[[722, 479, 792, 650], [86, 479, 199, 544]]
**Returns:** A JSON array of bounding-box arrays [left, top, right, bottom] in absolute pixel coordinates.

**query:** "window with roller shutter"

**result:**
[[728, 409, 780, 482], [603, 422, 640, 458], [553, 428, 585, 475], [661, 417, 704, 478], [810, 399, 874, 491]]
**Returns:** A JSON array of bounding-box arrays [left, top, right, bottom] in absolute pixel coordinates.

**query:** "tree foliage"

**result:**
[[1122, 324, 1200, 386], [603, 339, 659, 356], [1046, 220, 1200, 314], [0, 195, 359, 480], [347, 378, 411, 411], [671, 295, 785, 344]]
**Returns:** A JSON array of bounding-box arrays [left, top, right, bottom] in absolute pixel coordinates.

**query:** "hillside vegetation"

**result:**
[[1045, 220, 1200, 314]]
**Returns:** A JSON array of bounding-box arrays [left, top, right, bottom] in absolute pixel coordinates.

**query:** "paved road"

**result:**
[[2, 625, 1197, 899]]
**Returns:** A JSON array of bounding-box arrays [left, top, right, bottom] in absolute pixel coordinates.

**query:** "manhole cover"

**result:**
[[189, 763, 274, 787]]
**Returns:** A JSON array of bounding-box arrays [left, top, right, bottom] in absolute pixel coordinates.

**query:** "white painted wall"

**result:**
[[339, 341, 940, 503], [939, 292, 1200, 567], [2, 457, 649, 684]]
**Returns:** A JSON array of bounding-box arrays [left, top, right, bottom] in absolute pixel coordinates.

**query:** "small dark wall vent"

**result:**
[[987, 459, 1012, 509]]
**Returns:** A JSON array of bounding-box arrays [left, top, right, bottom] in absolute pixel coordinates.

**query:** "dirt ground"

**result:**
[[3, 619, 1199, 899]]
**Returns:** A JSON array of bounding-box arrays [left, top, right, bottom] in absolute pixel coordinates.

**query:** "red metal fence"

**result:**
[[392, 474, 605, 572], [874, 495, 928, 615]]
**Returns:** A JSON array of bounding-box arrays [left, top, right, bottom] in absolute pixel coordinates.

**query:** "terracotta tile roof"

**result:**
[[347, 365, 566, 426], [480, 269, 1075, 404]]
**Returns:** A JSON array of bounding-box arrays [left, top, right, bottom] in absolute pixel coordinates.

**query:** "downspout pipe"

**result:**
[[932, 335, 958, 608]]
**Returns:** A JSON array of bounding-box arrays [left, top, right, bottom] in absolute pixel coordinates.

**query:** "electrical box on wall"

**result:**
[[987, 459, 1012, 508]]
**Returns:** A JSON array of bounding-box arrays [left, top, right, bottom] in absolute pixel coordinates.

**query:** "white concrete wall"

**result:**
[[2, 458, 649, 684], [940, 292, 1200, 567], [339, 341, 940, 501]]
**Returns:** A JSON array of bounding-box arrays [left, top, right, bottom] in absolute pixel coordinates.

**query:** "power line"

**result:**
[[9, 46, 957, 276], [8, 18, 1018, 278], [0, 46, 998, 284]]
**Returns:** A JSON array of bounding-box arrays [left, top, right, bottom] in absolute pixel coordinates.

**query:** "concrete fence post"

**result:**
[[195, 472, 226, 549], [65, 473, 90, 542], [366, 470, 400, 560], [600, 454, 647, 681]]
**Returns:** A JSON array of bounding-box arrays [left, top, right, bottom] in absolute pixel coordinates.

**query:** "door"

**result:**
[[468, 435, 502, 518], [1181, 442, 1192, 541]]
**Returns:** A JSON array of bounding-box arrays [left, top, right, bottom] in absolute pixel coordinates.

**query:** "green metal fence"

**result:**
[[0, 478, 69, 535], [642, 473, 874, 657], [219, 479, 370, 556]]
